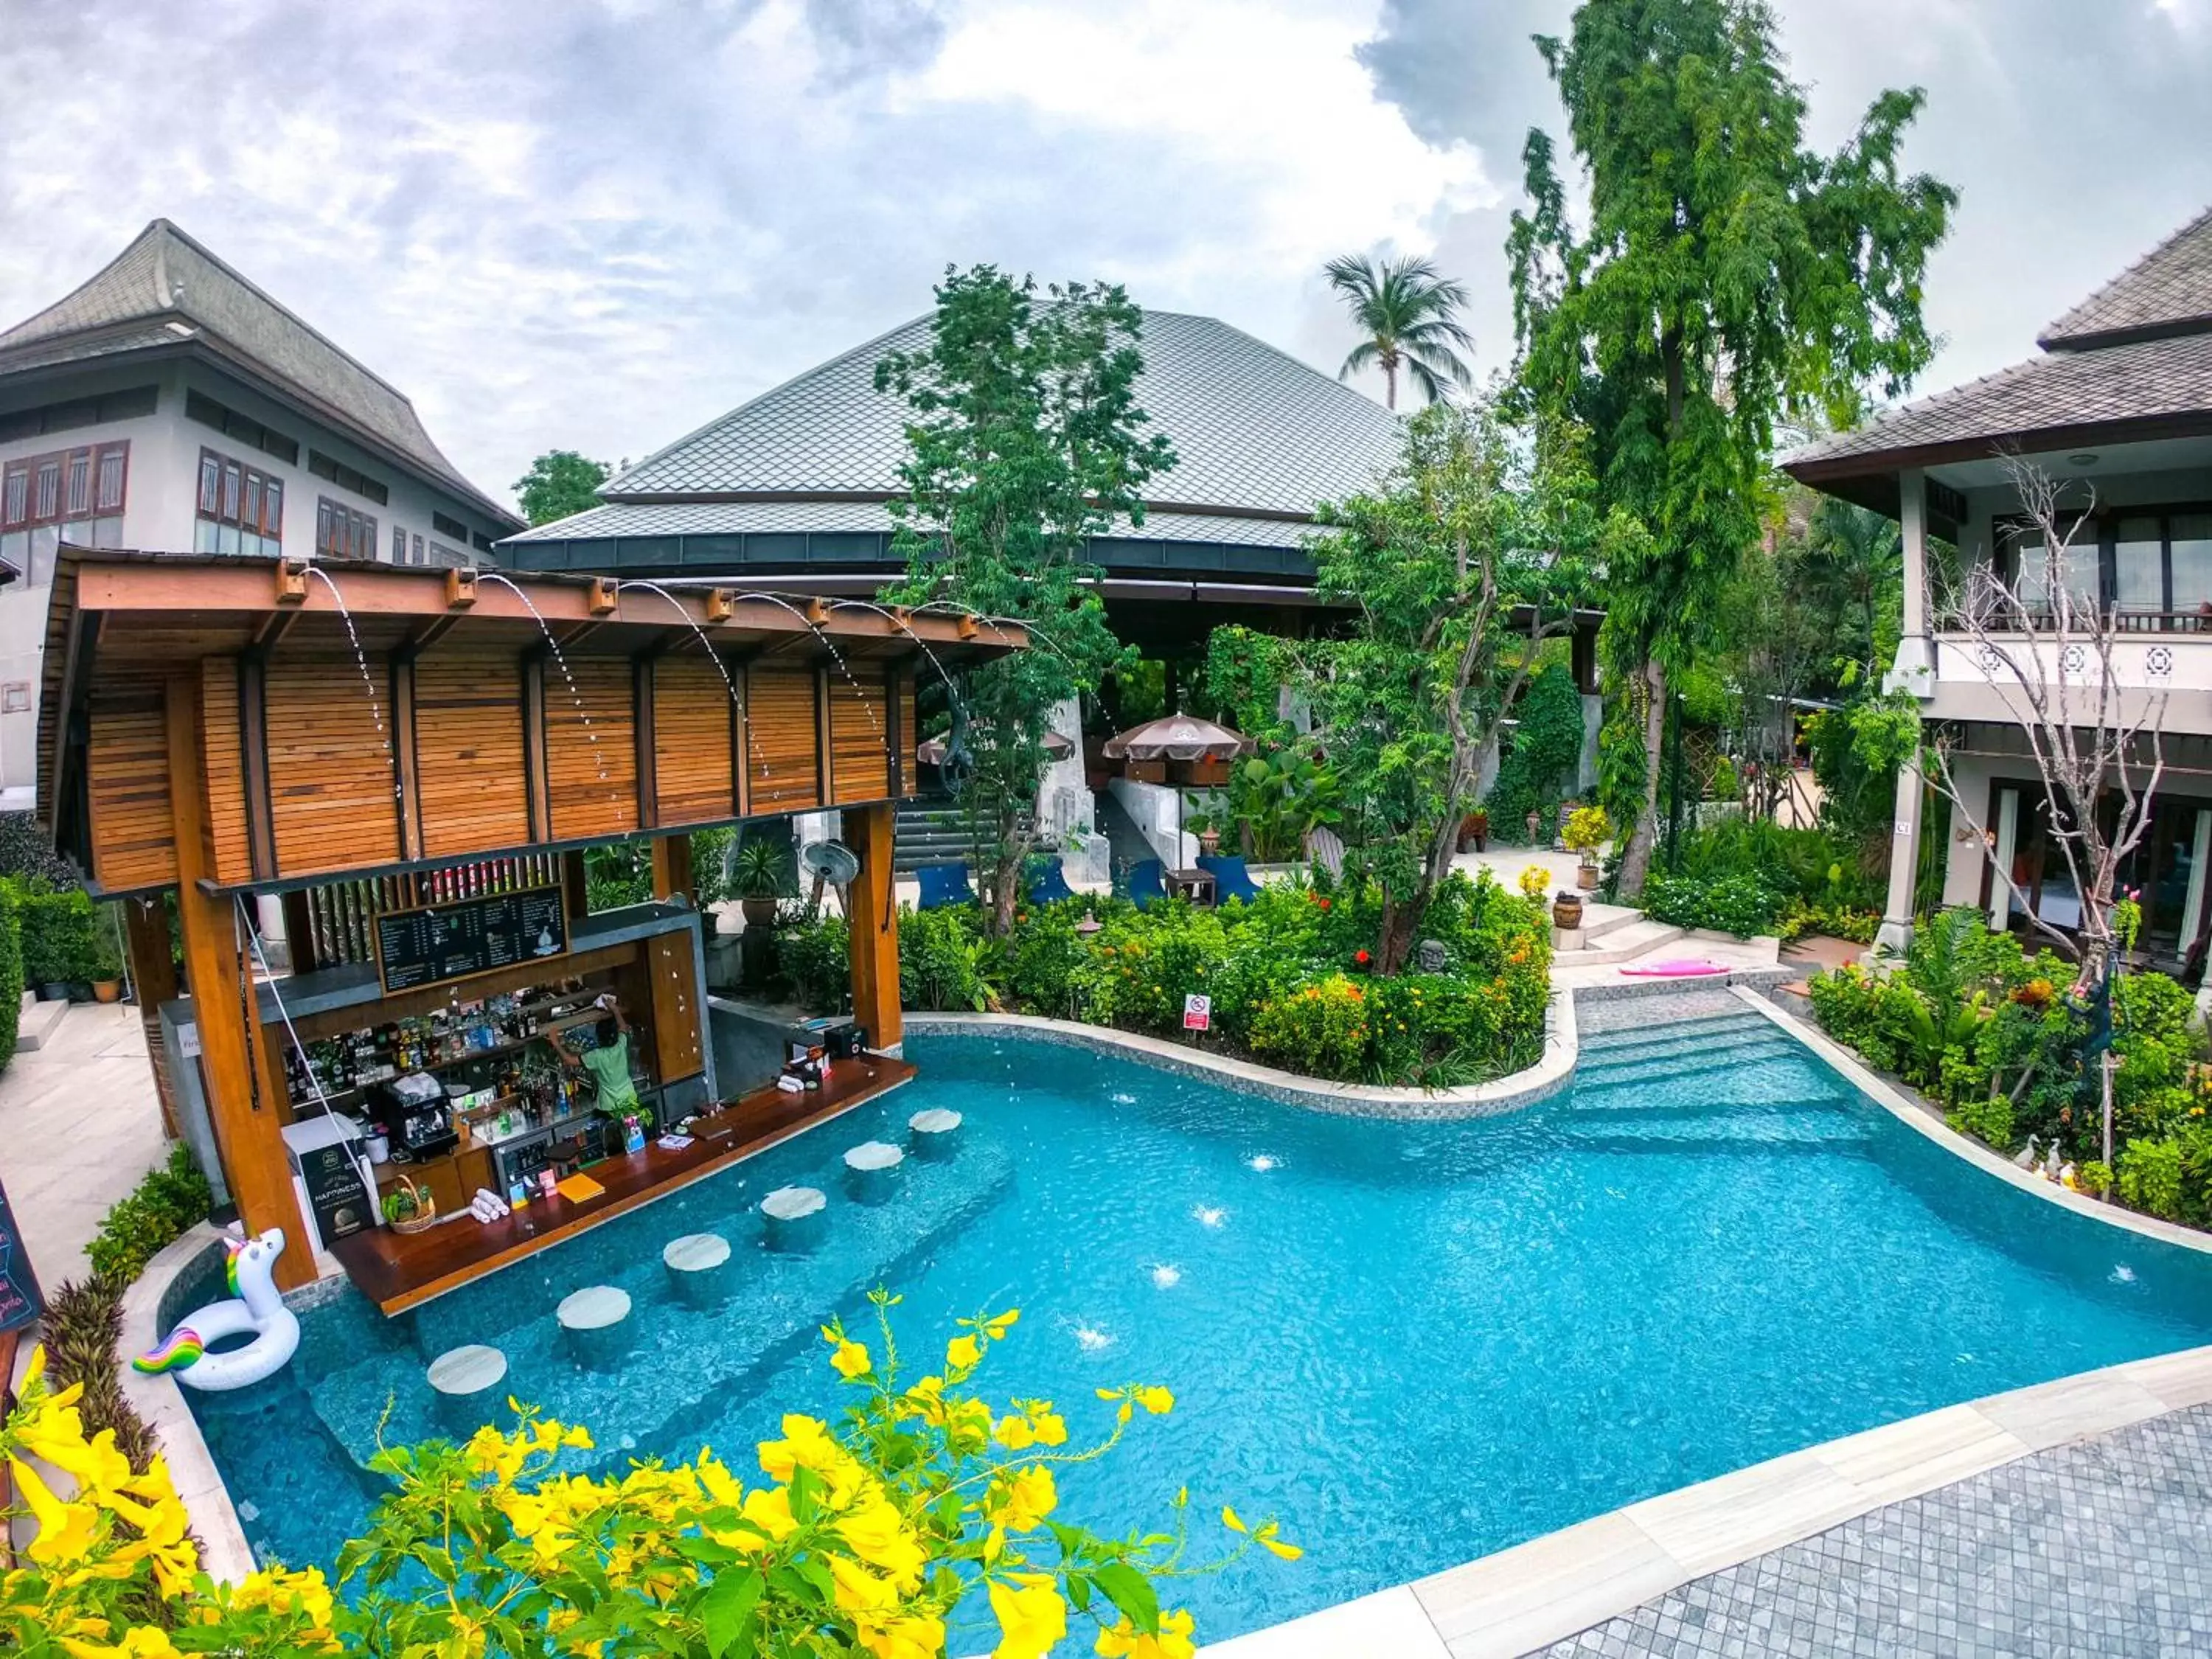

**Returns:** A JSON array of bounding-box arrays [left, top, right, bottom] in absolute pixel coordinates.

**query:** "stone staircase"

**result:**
[[16, 990, 69, 1052], [892, 796, 973, 872]]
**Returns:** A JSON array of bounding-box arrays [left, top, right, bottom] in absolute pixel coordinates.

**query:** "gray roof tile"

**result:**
[[1782, 330, 2212, 473], [597, 308, 1400, 521], [2040, 206, 2212, 348], [0, 220, 517, 526]]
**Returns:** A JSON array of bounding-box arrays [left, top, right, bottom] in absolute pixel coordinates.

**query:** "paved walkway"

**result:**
[[1537, 1403, 2212, 1658], [0, 1001, 167, 1289]]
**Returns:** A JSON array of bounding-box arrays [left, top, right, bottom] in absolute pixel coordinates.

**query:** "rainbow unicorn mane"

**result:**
[[133, 1326, 206, 1374], [225, 1239, 244, 1297]]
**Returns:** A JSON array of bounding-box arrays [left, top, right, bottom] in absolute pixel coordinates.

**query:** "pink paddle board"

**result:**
[[1618, 958, 1732, 978]]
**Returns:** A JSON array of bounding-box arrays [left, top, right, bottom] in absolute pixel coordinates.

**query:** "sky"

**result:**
[[0, 0, 2207, 509]]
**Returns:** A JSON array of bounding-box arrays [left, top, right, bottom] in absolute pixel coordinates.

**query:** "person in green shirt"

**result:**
[[559, 994, 649, 1130]]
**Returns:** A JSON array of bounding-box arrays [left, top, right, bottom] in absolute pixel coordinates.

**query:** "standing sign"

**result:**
[[375, 886, 569, 995], [1183, 993, 1211, 1032], [0, 1174, 46, 1338]]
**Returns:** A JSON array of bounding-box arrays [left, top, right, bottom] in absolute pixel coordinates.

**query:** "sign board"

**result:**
[[1183, 993, 1211, 1032], [175, 1021, 202, 1059], [375, 886, 568, 995], [0, 1175, 46, 1338]]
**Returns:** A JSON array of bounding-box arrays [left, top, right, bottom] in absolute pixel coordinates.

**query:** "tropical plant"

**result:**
[[1509, 0, 1955, 895], [84, 1144, 210, 1285], [731, 835, 798, 901], [878, 265, 1173, 934], [1, 1300, 1296, 1658], [1302, 398, 1615, 972], [1322, 252, 1476, 411], [1481, 661, 1589, 836], [1186, 748, 1341, 863], [1562, 806, 1610, 863], [512, 448, 611, 526]]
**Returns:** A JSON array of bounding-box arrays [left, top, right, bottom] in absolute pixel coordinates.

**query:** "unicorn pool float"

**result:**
[[133, 1229, 300, 1391]]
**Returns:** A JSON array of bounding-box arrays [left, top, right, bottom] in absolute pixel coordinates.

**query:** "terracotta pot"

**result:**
[[1551, 894, 1584, 931], [740, 896, 779, 928], [92, 978, 122, 1004], [1576, 865, 1599, 891], [1199, 829, 1222, 855]]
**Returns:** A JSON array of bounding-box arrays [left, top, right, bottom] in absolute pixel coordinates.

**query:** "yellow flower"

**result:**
[[11, 1455, 103, 1564], [945, 1333, 984, 1371], [837, 1492, 927, 1588], [1222, 1504, 1247, 1534], [740, 1484, 798, 1545], [61, 1627, 181, 1658], [1132, 1385, 1174, 1416], [830, 1338, 874, 1380], [858, 1613, 947, 1659], [983, 1309, 1021, 1338], [759, 1414, 866, 1505], [461, 1424, 531, 1484], [988, 1571, 1068, 1659], [232, 1565, 336, 1635], [984, 1464, 1057, 1533], [1096, 1607, 1197, 1659], [993, 1402, 1066, 1451]]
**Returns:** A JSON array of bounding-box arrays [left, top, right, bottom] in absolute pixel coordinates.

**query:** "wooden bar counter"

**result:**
[[330, 1055, 914, 1315]]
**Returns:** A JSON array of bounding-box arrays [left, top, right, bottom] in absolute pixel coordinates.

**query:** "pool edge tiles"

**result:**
[[299, 1136, 1018, 1478]]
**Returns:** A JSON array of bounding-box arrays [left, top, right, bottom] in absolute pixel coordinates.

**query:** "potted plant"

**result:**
[[1458, 808, 1489, 853], [731, 836, 795, 930], [1552, 890, 1585, 931], [1563, 806, 1610, 891]]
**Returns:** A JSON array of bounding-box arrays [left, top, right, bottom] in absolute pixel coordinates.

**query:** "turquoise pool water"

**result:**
[[189, 1001, 2212, 1644]]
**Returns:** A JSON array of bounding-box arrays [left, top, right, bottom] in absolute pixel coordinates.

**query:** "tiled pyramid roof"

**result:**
[[515, 309, 1400, 545], [0, 220, 518, 526], [2040, 206, 2212, 349]]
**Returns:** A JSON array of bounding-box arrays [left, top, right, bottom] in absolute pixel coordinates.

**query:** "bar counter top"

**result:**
[[329, 1054, 914, 1315]]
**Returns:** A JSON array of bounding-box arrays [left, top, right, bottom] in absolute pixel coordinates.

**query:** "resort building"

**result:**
[[1786, 205, 2212, 966], [0, 221, 522, 807], [506, 309, 1602, 866]]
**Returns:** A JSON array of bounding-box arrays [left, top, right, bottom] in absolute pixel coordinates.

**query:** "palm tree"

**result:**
[[1324, 253, 1476, 411]]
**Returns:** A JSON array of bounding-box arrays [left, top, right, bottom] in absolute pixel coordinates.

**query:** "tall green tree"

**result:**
[[1508, 0, 1955, 894], [877, 265, 1174, 932], [1324, 254, 1477, 411], [1304, 400, 1622, 973], [513, 449, 611, 526]]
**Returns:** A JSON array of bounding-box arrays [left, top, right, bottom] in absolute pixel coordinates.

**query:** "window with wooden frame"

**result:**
[[307, 449, 389, 506], [315, 496, 378, 560], [1, 439, 130, 586], [193, 445, 283, 558], [1995, 502, 2212, 630]]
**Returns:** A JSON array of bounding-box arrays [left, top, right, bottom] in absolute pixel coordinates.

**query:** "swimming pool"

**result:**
[[189, 995, 2212, 1644]]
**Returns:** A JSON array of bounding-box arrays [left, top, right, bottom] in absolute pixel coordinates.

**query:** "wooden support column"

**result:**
[[279, 889, 319, 975], [846, 800, 902, 1054], [650, 832, 695, 905], [165, 672, 314, 1291], [122, 896, 182, 1139], [562, 848, 589, 922]]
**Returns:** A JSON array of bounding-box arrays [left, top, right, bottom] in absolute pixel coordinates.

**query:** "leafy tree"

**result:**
[[1304, 400, 1621, 973], [1324, 253, 1477, 411], [877, 265, 1174, 932], [513, 449, 611, 526], [1508, 0, 1955, 895], [1481, 661, 1589, 837]]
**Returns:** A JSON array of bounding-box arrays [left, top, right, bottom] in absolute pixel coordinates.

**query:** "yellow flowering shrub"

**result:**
[[2, 1292, 1293, 1658], [1248, 974, 1371, 1080]]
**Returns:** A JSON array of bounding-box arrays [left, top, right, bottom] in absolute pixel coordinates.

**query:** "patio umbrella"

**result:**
[[1102, 714, 1255, 869], [914, 730, 1074, 765]]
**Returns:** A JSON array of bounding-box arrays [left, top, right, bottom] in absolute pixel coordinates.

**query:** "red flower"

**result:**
[[1354, 949, 1371, 965], [1318, 897, 1332, 910]]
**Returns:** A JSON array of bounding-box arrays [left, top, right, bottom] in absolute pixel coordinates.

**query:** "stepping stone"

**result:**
[[909, 1108, 963, 1161], [556, 1285, 633, 1371], [425, 1343, 508, 1434], [843, 1141, 905, 1203], [662, 1232, 732, 1308], [761, 1185, 827, 1252]]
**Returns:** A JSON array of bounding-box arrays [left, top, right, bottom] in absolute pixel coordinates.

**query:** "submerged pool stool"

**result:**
[[556, 1285, 634, 1370], [425, 1343, 508, 1434], [761, 1185, 829, 1251], [662, 1232, 733, 1308], [843, 1140, 905, 1203], [908, 1107, 963, 1161]]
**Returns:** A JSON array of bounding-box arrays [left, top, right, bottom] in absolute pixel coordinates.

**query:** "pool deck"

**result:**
[[329, 1054, 914, 1314]]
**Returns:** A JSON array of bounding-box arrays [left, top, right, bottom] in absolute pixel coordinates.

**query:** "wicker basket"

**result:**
[[385, 1174, 439, 1235]]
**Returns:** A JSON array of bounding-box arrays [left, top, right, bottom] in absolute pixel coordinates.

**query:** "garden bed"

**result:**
[[775, 869, 1554, 1091]]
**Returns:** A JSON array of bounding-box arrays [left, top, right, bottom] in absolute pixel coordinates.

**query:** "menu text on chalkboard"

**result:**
[[375, 886, 569, 994], [0, 1175, 46, 1338]]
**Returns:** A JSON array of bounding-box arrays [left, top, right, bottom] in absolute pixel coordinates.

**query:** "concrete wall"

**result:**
[[1106, 776, 1195, 869]]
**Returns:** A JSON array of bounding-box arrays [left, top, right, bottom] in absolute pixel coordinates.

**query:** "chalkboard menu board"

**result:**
[[375, 886, 569, 994], [0, 1175, 45, 1338]]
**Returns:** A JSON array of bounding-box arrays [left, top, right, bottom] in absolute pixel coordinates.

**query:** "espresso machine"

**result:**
[[379, 1072, 456, 1161]]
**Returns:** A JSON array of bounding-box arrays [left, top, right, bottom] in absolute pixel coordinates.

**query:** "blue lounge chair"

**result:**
[[1197, 853, 1262, 905], [1125, 858, 1168, 910], [916, 862, 976, 910], [1026, 857, 1077, 905]]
